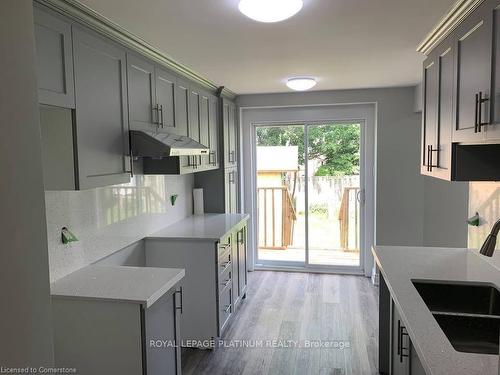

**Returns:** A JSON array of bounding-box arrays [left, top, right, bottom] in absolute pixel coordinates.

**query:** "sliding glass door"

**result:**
[[255, 122, 364, 272]]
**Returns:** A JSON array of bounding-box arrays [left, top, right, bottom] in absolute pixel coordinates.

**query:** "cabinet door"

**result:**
[[34, 6, 75, 108], [486, 1, 500, 140], [199, 92, 210, 168], [174, 79, 190, 137], [421, 52, 438, 175], [208, 96, 219, 169], [228, 101, 238, 166], [453, 3, 492, 142], [224, 168, 238, 214], [222, 98, 237, 167], [237, 226, 248, 298], [145, 290, 181, 375], [155, 67, 176, 131], [391, 301, 410, 375], [127, 54, 156, 131], [433, 41, 455, 180], [72, 27, 130, 189], [409, 341, 427, 375], [189, 88, 201, 168]]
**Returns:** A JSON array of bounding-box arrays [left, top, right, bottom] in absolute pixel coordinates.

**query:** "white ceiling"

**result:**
[[78, 0, 457, 94]]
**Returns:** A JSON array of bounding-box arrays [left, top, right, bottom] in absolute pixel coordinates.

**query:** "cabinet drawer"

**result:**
[[218, 237, 232, 258], [218, 286, 232, 334], [218, 248, 232, 274], [219, 261, 232, 293]]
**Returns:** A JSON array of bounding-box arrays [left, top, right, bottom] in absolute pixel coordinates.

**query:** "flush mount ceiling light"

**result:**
[[238, 0, 303, 23], [286, 77, 317, 91]]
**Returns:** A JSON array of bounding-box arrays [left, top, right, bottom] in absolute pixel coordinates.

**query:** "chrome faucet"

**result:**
[[480, 218, 500, 257]]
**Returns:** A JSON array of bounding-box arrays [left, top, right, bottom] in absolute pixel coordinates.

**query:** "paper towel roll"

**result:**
[[193, 188, 204, 215]]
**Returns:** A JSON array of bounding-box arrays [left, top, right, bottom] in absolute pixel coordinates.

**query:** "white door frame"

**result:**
[[252, 120, 366, 275], [240, 103, 376, 276]]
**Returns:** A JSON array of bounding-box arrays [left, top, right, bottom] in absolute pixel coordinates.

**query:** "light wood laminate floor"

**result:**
[[182, 271, 379, 375]]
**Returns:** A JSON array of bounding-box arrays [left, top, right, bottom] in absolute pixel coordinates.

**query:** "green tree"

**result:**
[[256, 124, 360, 176]]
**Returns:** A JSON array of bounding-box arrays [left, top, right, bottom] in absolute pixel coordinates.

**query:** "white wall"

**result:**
[[46, 174, 194, 282], [237, 87, 426, 275], [0, 0, 54, 366]]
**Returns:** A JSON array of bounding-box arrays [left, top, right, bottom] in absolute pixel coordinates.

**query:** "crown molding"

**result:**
[[35, 0, 237, 100], [417, 0, 486, 55]]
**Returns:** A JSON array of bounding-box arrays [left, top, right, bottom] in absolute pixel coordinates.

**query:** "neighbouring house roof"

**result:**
[[257, 146, 299, 172]]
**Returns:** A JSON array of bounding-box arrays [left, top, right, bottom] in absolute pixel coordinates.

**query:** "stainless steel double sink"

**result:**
[[412, 280, 500, 355]]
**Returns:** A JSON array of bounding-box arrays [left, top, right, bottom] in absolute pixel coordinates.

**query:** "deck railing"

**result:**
[[338, 187, 360, 251], [257, 186, 297, 249]]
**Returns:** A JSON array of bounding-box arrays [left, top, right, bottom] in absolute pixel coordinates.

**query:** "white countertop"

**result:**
[[51, 265, 185, 308], [147, 213, 250, 241], [373, 246, 500, 375]]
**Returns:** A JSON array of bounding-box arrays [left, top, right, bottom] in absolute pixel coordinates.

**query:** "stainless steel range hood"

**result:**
[[130, 130, 209, 158]]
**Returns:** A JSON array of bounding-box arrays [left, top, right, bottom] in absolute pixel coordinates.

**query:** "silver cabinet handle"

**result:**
[[175, 287, 183, 314], [159, 104, 164, 128], [220, 260, 232, 272], [229, 150, 236, 163], [152, 104, 160, 126], [224, 304, 231, 314], [209, 151, 217, 166], [478, 91, 490, 132], [221, 279, 231, 288], [229, 171, 235, 184]]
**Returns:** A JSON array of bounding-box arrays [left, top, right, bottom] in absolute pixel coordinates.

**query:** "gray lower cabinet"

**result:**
[[72, 27, 131, 189], [52, 287, 182, 375], [145, 222, 248, 345], [391, 301, 427, 375], [34, 6, 75, 108], [380, 275, 427, 375]]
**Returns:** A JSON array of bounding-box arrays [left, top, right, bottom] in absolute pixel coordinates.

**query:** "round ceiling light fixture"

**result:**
[[286, 77, 317, 91], [238, 0, 303, 23]]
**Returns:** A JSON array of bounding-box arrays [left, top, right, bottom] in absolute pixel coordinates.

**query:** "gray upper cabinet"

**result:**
[[208, 96, 219, 168], [34, 6, 75, 108], [155, 67, 176, 131], [485, 2, 500, 140], [127, 54, 156, 131], [421, 51, 438, 175], [127, 55, 178, 134], [72, 27, 130, 189], [222, 98, 238, 167], [453, 2, 492, 143], [421, 37, 454, 180], [421, 0, 500, 181], [199, 92, 211, 168], [174, 78, 190, 137]]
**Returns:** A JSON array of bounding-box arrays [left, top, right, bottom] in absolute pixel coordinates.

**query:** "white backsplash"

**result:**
[[45, 174, 194, 282], [468, 182, 500, 250]]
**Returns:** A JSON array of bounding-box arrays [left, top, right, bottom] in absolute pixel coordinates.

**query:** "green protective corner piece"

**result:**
[[467, 212, 480, 227], [170, 194, 178, 206], [61, 227, 78, 244]]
